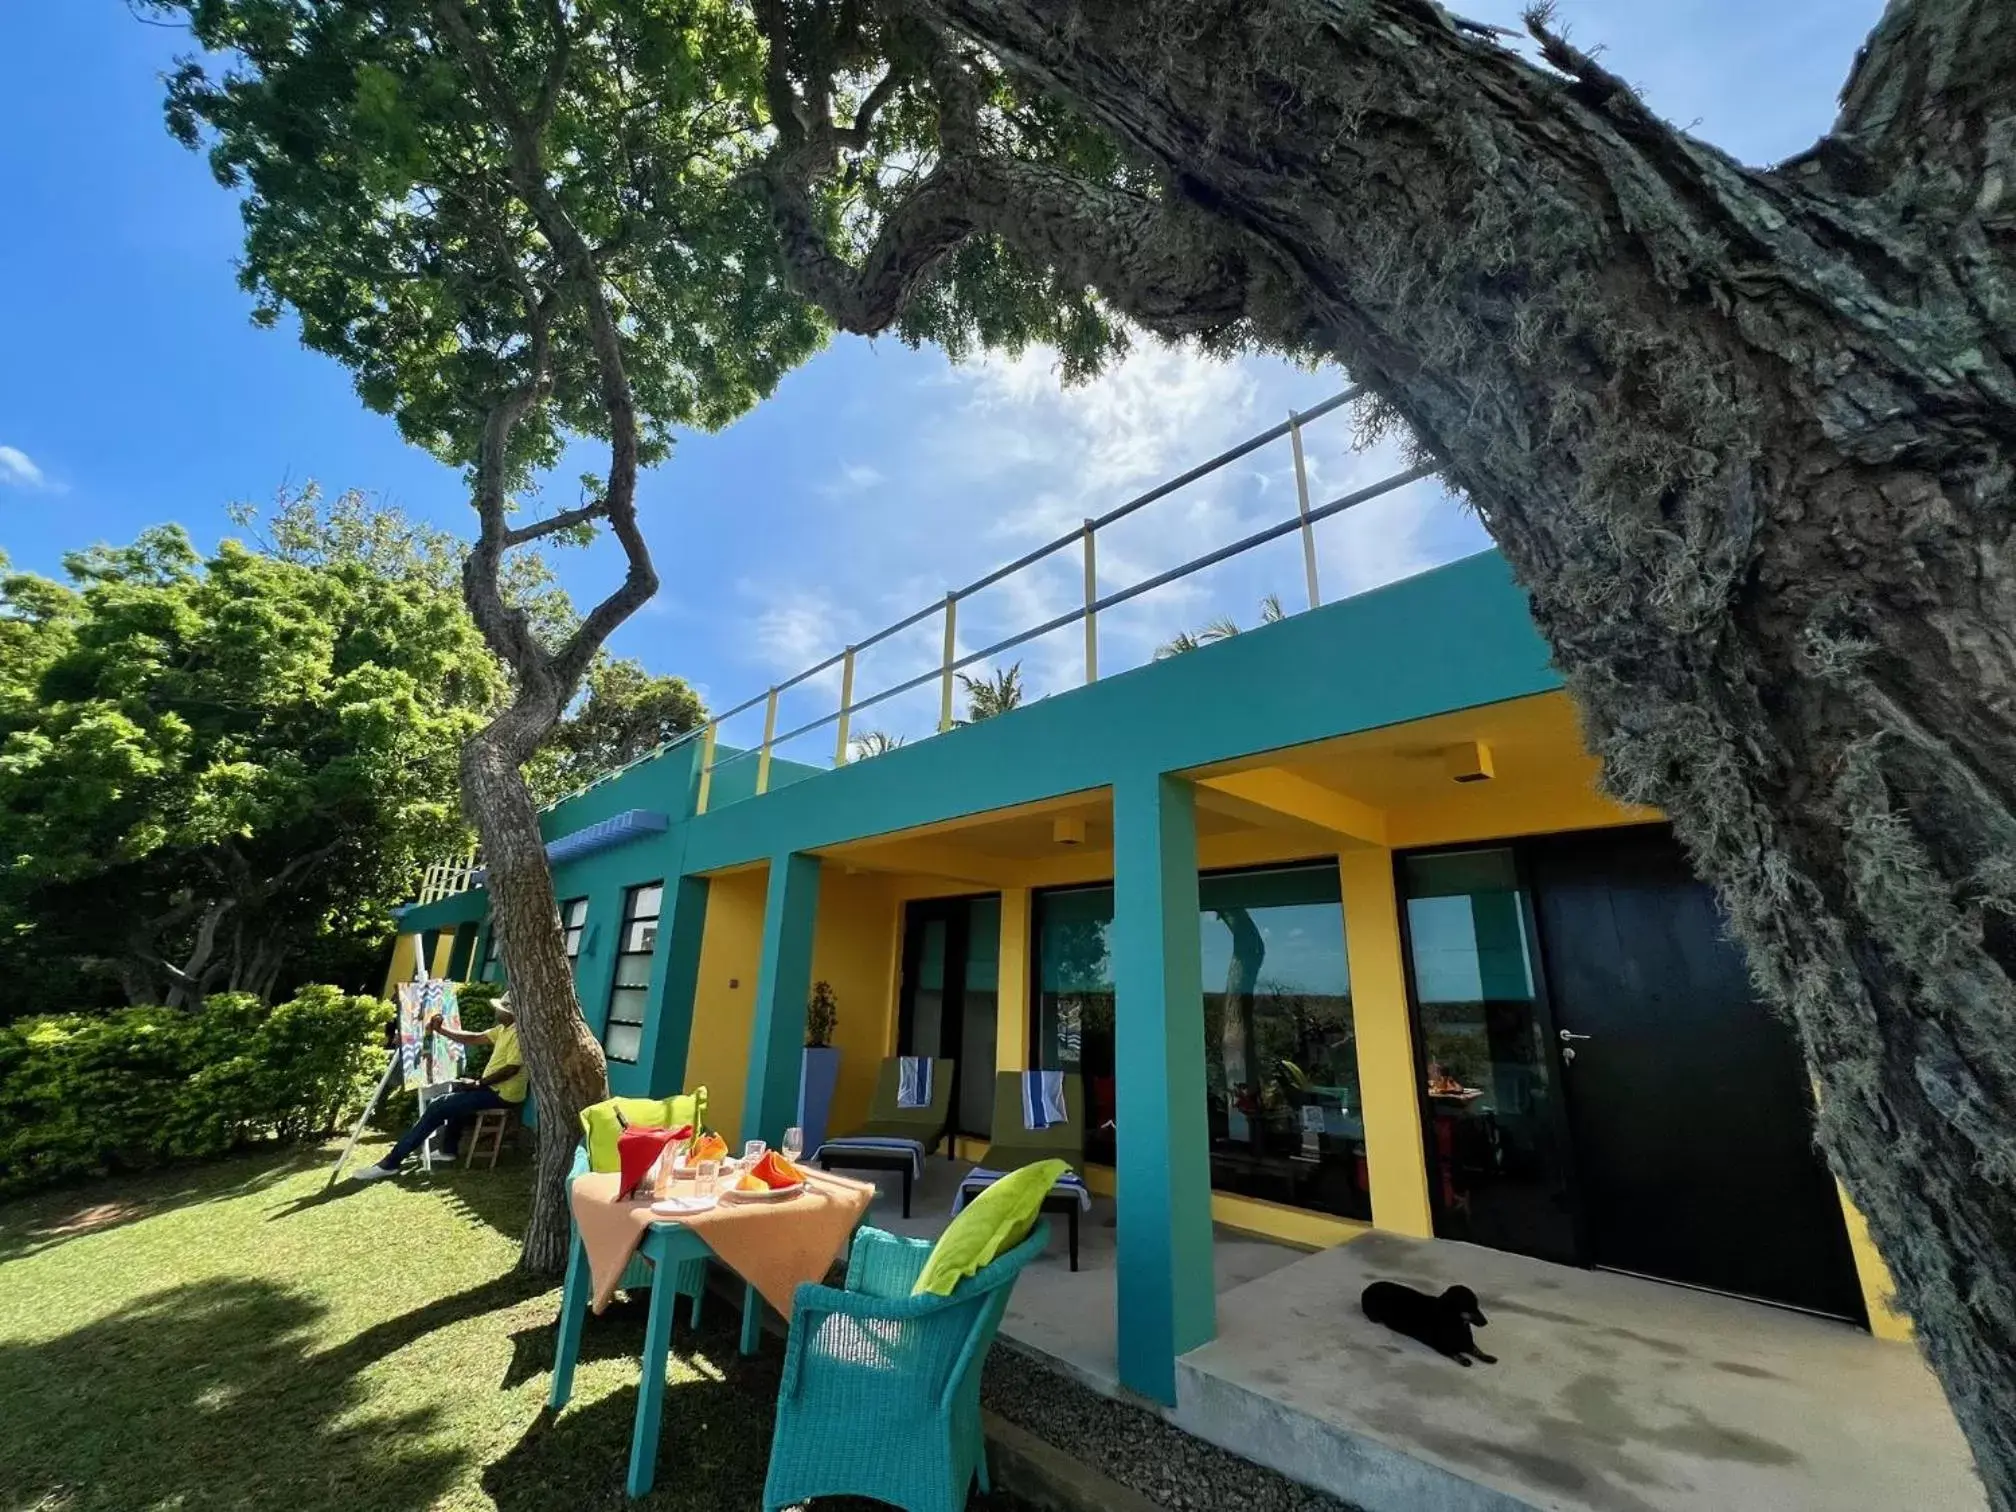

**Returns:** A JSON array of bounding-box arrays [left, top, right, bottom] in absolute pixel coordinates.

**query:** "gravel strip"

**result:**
[[980, 1343, 1360, 1512]]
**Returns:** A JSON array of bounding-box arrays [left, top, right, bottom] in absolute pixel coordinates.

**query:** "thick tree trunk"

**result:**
[[850, 0, 2016, 1499], [461, 711, 610, 1276]]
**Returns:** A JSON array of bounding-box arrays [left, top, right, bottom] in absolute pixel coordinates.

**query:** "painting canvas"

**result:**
[[395, 979, 465, 1090]]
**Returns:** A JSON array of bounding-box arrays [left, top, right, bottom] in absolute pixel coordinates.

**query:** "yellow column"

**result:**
[[381, 934, 419, 999], [1838, 1184, 1912, 1340], [1339, 848, 1434, 1237], [996, 887, 1031, 1071], [428, 932, 457, 979]]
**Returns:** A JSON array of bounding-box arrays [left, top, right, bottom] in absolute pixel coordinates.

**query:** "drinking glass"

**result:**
[[743, 1139, 767, 1165], [782, 1126, 805, 1162], [696, 1159, 719, 1200]]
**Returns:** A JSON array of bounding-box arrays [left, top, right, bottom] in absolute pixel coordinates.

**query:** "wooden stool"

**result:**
[[464, 1108, 512, 1168]]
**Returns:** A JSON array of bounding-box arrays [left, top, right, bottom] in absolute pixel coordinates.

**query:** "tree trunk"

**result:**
[[461, 714, 611, 1275], [869, 0, 2016, 1499]]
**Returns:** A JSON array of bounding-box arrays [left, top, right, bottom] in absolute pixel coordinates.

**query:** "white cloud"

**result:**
[[0, 446, 47, 489], [818, 461, 887, 497], [727, 342, 1486, 746]]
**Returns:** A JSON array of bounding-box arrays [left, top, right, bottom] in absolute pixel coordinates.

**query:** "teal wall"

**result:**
[[390, 549, 1559, 1102]]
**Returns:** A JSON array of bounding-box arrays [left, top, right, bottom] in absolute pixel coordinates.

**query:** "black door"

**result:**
[[1527, 826, 1866, 1321], [897, 896, 1000, 1140]]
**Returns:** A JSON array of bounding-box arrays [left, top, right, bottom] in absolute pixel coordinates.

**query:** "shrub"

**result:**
[[0, 987, 384, 1200]]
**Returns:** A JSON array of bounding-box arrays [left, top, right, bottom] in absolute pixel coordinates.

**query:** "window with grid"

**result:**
[[604, 882, 663, 1064], [559, 897, 589, 960]]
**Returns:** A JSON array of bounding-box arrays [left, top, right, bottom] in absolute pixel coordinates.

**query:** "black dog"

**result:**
[[1361, 1281, 1497, 1366]]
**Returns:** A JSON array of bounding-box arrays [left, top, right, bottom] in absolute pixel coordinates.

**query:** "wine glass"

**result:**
[[782, 1126, 805, 1163]]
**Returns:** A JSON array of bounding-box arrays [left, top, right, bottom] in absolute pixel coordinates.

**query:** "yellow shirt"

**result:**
[[485, 1024, 529, 1103]]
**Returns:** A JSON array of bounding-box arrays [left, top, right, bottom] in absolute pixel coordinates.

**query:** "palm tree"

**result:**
[[957, 663, 1025, 721], [1155, 594, 1288, 659], [850, 729, 905, 759]]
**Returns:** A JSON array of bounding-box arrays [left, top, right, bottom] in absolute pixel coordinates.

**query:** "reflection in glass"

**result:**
[[1402, 849, 1576, 1264], [1034, 887, 1116, 1163], [1200, 867, 1365, 1221], [1031, 866, 1365, 1218]]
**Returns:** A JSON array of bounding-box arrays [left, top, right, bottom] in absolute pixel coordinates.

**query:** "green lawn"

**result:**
[[0, 1139, 1018, 1512]]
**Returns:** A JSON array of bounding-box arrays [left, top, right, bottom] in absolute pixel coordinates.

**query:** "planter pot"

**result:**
[[798, 1046, 842, 1155]]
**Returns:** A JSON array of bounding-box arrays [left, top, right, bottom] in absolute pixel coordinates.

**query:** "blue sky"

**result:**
[[1, 1, 1881, 763]]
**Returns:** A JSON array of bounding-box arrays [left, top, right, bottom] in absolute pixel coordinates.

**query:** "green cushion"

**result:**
[[913, 1158, 1068, 1297], [580, 1087, 708, 1173]]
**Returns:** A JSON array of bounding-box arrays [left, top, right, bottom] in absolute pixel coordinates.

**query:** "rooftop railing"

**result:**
[[686, 384, 1433, 813], [415, 386, 1442, 902]]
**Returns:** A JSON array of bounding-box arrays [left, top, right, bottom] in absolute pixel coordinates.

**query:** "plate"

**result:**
[[650, 1194, 718, 1216], [721, 1181, 806, 1203]]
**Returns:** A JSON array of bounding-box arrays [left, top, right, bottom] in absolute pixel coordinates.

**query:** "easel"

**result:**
[[325, 966, 458, 1187]]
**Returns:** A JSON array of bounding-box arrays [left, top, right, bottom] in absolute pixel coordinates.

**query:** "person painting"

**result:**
[[352, 999, 527, 1181]]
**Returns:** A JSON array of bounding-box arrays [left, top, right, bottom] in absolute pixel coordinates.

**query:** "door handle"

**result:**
[[1558, 1030, 1592, 1043]]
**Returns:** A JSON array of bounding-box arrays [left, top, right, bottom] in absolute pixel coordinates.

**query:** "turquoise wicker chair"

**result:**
[[762, 1219, 1052, 1512], [566, 1146, 708, 1323]]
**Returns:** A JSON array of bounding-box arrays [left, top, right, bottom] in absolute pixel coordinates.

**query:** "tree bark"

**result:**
[[779, 0, 2016, 1498], [435, 0, 663, 1276], [461, 709, 611, 1274]]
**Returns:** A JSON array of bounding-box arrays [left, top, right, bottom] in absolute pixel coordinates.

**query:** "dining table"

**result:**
[[548, 1164, 877, 1498]]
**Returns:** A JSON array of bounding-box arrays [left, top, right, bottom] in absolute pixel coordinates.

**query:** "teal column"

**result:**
[[743, 852, 822, 1146], [1111, 771, 1215, 1404], [444, 922, 477, 981], [642, 874, 710, 1097]]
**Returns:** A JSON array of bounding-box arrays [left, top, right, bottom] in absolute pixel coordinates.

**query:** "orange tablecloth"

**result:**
[[570, 1168, 875, 1315]]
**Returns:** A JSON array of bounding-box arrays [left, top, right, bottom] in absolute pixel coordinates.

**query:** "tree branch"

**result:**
[[503, 499, 610, 547], [434, 0, 659, 741]]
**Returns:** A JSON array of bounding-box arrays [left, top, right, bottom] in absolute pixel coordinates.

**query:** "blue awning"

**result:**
[[470, 808, 670, 883]]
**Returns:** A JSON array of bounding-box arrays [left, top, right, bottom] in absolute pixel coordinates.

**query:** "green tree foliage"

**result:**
[[957, 662, 1025, 721], [0, 507, 505, 1015], [527, 655, 707, 802], [0, 986, 384, 1199]]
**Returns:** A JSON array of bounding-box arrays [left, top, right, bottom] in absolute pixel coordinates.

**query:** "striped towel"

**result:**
[[897, 1056, 934, 1109], [1021, 1069, 1067, 1131], [813, 1136, 927, 1177], [953, 1166, 1093, 1214]]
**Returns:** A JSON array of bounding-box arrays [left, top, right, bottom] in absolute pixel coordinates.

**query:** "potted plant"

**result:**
[[798, 981, 841, 1156]]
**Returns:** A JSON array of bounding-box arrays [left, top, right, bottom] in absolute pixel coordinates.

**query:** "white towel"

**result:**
[[896, 1056, 934, 1109], [1021, 1069, 1067, 1131]]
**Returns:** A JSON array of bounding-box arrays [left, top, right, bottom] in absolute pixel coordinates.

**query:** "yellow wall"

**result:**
[[380, 934, 420, 998], [683, 866, 768, 1143], [809, 869, 902, 1139]]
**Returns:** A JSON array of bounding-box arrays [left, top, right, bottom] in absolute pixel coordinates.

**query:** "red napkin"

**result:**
[[616, 1124, 693, 1200]]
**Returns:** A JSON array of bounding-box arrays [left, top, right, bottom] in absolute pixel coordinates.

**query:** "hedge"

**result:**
[[0, 986, 387, 1200]]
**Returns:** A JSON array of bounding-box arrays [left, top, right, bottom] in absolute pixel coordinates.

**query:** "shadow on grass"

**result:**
[[0, 1277, 466, 1512], [0, 1145, 324, 1265]]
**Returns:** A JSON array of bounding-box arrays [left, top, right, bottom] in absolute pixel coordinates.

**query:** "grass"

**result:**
[[0, 1138, 1025, 1512]]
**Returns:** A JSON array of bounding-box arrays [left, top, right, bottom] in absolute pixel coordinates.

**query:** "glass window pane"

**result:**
[[629, 883, 663, 922], [1401, 848, 1575, 1262], [607, 985, 649, 1027], [625, 919, 659, 954], [605, 1020, 644, 1063], [613, 953, 654, 989], [1033, 887, 1115, 1164], [563, 898, 588, 927], [1200, 866, 1366, 1222]]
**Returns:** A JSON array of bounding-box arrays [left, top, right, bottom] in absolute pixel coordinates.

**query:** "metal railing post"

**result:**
[[1290, 410, 1323, 610], [757, 688, 779, 795], [938, 592, 958, 731], [834, 647, 856, 765], [1082, 518, 1099, 684], [695, 721, 717, 815]]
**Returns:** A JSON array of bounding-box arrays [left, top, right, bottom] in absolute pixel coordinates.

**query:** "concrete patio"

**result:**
[[842, 1159, 1985, 1512], [863, 1155, 1303, 1395]]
